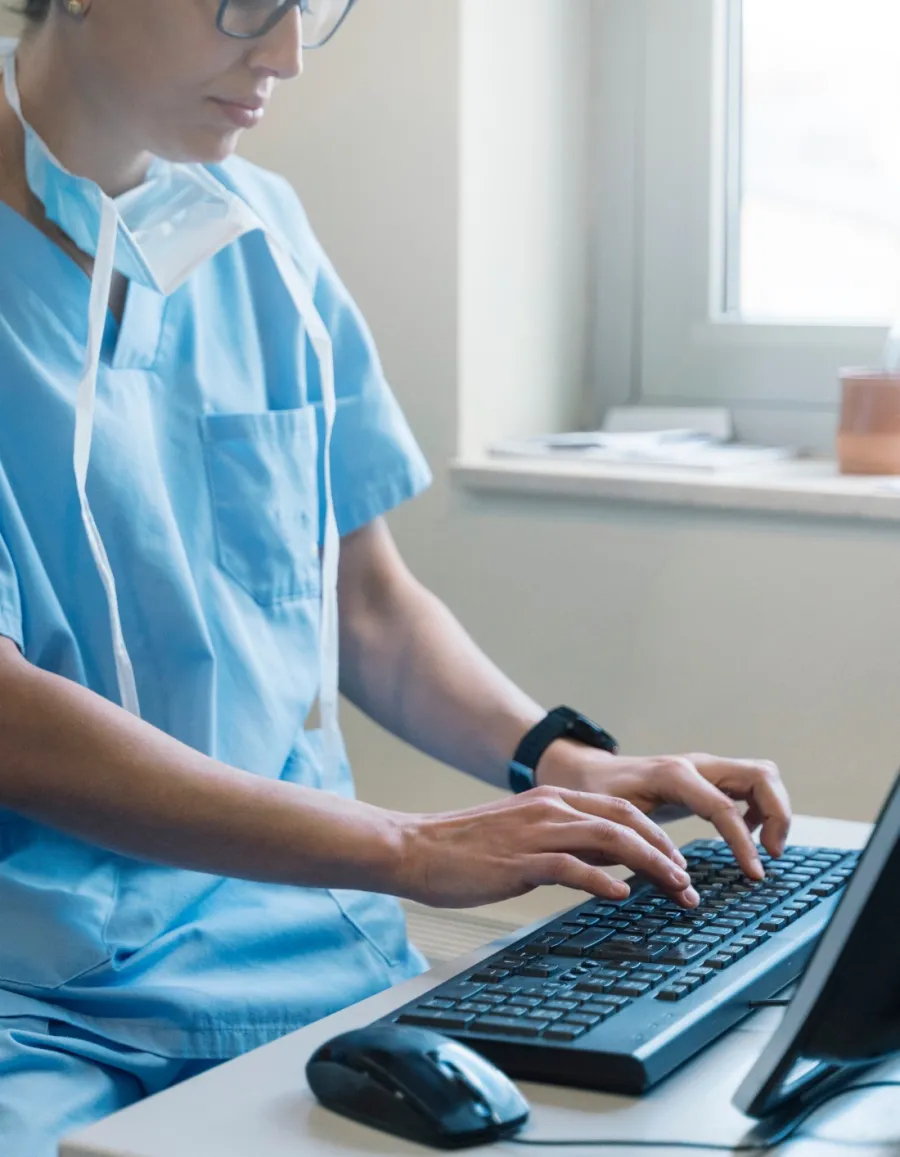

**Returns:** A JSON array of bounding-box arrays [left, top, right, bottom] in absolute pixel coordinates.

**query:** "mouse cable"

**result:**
[[512, 1079, 900, 1151]]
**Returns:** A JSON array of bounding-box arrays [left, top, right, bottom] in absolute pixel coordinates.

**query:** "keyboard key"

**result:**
[[683, 966, 715, 984], [469, 969, 511, 982], [552, 929, 615, 956], [472, 1016, 548, 1037], [564, 1012, 603, 1028], [397, 1011, 476, 1030], [593, 940, 668, 963], [507, 995, 544, 1008], [705, 954, 735, 970], [575, 980, 614, 995], [656, 985, 691, 1001], [631, 971, 666, 986], [609, 981, 651, 998], [434, 982, 485, 1001], [524, 937, 566, 955], [421, 999, 457, 1010], [543, 1025, 588, 1040], [457, 1002, 492, 1013], [580, 1003, 616, 1020], [654, 941, 708, 965], [731, 935, 764, 951], [595, 994, 631, 1008], [687, 933, 723, 947], [543, 999, 580, 1012], [758, 918, 787, 932]]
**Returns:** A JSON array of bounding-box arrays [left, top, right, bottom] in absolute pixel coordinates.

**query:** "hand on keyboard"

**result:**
[[535, 748, 792, 880], [393, 787, 700, 909]]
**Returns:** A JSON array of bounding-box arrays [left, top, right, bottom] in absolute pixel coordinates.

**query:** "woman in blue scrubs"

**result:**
[[0, 1, 792, 1152]]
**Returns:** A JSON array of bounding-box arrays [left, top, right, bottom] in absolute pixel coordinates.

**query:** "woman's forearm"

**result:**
[[0, 643, 404, 890], [339, 546, 544, 790]]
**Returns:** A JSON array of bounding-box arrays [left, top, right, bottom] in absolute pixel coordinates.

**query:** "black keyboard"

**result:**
[[380, 840, 859, 1094]]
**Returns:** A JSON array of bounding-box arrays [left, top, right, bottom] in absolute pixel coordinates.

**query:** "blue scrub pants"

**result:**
[[0, 1017, 220, 1157]]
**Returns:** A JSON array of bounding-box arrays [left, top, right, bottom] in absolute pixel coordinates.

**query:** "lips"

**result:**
[[210, 97, 269, 129], [216, 97, 268, 112]]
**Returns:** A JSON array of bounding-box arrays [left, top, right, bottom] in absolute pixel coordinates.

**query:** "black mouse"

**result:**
[[306, 1024, 530, 1150]]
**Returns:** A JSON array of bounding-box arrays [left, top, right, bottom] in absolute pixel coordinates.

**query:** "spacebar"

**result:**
[[591, 942, 667, 963]]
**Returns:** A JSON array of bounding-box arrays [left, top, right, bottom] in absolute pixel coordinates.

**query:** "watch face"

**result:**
[[569, 713, 618, 753]]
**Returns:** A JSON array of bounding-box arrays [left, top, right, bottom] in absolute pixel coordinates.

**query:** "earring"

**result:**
[[64, 0, 87, 15]]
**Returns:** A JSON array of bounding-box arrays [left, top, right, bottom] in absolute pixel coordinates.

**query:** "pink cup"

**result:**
[[838, 370, 900, 475]]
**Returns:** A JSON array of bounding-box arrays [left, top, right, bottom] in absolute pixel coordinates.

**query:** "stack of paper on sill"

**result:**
[[489, 430, 799, 473]]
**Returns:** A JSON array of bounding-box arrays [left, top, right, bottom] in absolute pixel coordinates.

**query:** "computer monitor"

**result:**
[[734, 771, 900, 1120]]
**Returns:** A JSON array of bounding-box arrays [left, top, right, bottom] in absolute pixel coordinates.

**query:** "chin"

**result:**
[[158, 129, 242, 166]]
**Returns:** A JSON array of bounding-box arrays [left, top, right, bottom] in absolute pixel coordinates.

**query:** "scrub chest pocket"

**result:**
[[202, 407, 322, 605]]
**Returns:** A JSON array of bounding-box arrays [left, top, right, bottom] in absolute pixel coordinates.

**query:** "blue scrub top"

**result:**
[[0, 157, 432, 1058]]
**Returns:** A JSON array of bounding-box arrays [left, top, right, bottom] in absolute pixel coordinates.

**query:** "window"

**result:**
[[592, 0, 891, 452], [733, 0, 900, 323]]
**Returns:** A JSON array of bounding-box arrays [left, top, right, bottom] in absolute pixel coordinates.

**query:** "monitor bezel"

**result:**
[[733, 772, 900, 1120]]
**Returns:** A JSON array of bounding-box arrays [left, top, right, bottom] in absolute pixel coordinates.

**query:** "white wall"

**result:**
[[241, 0, 900, 870]]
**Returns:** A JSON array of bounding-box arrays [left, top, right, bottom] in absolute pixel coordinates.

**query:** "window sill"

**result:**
[[452, 456, 900, 523]]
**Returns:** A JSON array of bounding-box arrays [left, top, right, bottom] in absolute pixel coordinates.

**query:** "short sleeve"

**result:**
[[310, 248, 433, 537], [0, 523, 22, 650]]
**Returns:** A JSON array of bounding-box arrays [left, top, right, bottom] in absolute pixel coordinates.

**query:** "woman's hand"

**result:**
[[393, 786, 700, 910], [537, 746, 792, 882]]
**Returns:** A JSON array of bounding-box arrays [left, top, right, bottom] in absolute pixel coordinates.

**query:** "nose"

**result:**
[[247, 4, 303, 81]]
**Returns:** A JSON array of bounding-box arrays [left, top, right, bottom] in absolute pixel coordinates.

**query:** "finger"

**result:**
[[690, 756, 793, 859], [744, 764, 792, 858], [557, 788, 687, 868], [657, 761, 765, 879], [531, 852, 632, 900], [563, 817, 697, 902]]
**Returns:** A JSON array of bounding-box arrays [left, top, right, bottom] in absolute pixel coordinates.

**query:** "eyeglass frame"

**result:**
[[215, 0, 358, 47]]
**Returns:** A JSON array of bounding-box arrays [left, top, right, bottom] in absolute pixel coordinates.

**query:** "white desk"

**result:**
[[62, 816, 900, 1157]]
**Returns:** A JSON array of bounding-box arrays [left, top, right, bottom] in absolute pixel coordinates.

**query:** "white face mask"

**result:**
[[0, 40, 342, 775]]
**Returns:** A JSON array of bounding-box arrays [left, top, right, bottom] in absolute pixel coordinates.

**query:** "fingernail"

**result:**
[[671, 868, 691, 888], [683, 887, 700, 908], [612, 881, 630, 899], [674, 851, 688, 869], [751, 856, 765, 880]]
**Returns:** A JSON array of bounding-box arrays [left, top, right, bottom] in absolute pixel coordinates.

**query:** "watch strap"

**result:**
[[508, 706, 618, 793]]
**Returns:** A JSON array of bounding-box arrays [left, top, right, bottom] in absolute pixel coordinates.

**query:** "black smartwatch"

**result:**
[[508, 706, 618, 794]]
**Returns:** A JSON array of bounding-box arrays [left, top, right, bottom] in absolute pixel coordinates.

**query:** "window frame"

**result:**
[[591, 0, 888, 453]]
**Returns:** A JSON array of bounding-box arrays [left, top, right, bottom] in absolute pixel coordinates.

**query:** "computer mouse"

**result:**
[[306, 1024, 530, 1150]]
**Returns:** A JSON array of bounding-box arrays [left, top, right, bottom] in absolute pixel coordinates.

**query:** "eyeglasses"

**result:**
[[216, 0, 357, 47]]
